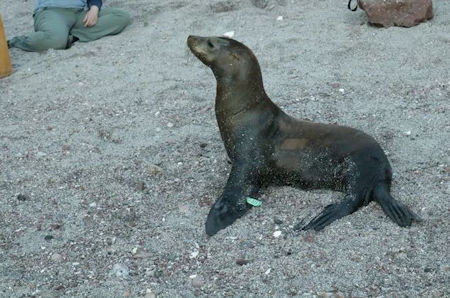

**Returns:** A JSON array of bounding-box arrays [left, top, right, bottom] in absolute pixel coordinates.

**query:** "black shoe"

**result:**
[[65, 35, 80, 49]]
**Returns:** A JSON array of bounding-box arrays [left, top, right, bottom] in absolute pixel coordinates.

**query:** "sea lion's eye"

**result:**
[[207, 40, 214, 48]]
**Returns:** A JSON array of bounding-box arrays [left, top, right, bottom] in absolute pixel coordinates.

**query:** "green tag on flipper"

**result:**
[[246, 197, 262, 207]]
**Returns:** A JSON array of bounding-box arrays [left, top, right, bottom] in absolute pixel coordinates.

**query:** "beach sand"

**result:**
[[1, 0, 449, 296]]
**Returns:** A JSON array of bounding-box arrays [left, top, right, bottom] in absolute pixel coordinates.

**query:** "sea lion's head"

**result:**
[[187, 35, 262, 83]]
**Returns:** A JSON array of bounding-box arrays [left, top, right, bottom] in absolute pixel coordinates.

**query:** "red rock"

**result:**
[[358, 0, 433, 28]]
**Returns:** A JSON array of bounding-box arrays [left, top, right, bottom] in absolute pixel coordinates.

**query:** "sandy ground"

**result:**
[[1, 0, 449, 297]]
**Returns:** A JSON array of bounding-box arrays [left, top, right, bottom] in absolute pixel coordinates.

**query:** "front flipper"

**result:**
[[205, 163, 261, 236], [205, 195, 252, 236]]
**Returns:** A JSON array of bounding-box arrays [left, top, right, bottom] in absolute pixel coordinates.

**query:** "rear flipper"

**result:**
[[302, 197, 359, 231], [374, 183, 422, 227]]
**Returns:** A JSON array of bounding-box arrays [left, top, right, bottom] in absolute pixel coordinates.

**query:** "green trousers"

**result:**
[[9, 7, 130, 52]]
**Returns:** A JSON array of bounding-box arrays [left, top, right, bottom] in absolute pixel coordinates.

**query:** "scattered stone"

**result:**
[[17, 194, 29, 201], [358, 0, 433, 28], [145, 289, 157, 298], [318, 292, 344, 298], [49, 223, 62, 230], [210, 1, 238, 13], [153, 269, 163, 278], [276, 16, 283, 21], [111, 263, 130, 279], [135, 181, 146, 191], [273, 230, 282, 238], [147, 164, 162, 175], [44, 235, 54, 241], [51, 253, 63, 262], [199, 143, 208, 148], [251, 0, 269, 9], [189, 250, 199, 259], [54, 285, 64, 291], [274, 217, 283, 225], [265, 268, 271, 275], [191, 275, 205, 288], [236, 258, 251, 266], [36, 151, 47, 158], [133, 250, 152, 259], [106, 237, 116, 246]]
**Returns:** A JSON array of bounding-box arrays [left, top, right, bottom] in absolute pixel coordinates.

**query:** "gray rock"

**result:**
[[210, 1, 239, 13], [191, 276, 205, 288], [251, 0, 269, 9], [111, 263, 129, 279]]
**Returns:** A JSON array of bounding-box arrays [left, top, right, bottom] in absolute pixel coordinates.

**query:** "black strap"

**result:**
[[348, 0, 358, 11]]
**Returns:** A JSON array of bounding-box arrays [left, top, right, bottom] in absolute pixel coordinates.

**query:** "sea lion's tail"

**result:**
[[373, 182, 421, 227]]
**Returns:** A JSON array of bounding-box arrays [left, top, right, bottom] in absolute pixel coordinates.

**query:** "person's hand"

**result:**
[[83, 5, 99, 27]]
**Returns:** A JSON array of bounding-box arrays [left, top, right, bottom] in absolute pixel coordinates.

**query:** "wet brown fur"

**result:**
[[187, 35, 420, 236]]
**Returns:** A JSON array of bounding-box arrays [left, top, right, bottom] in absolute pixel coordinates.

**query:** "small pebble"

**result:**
[[49, 223, 62, 230], [111, 263, 129, 278], [136, 181, 146, 191], [36, 151, 47, 157], [273, 231, 282, 238], [277, 16, 283, 21], [236, 258, 251, 266], [145, 289, 156, 298], [51, 253, 63, 262], [147, 164, 162, 175], [274, 217, 283, 225], [44, 235, 54, 241], [191, 276, 204, 288], [17, 194, 29, 201]]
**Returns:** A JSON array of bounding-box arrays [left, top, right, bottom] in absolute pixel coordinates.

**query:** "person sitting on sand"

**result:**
[[8, 0, 130, 51]]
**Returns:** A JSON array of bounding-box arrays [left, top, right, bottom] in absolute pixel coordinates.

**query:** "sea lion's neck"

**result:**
[[215, 76, 267, 118]]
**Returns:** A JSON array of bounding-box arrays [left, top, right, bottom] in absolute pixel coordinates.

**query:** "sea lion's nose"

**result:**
[[187, 35, 202, 48], [187, 35, 200, 42]]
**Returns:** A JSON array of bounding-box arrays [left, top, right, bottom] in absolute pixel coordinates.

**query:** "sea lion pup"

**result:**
[[187, 35, 420, 236]]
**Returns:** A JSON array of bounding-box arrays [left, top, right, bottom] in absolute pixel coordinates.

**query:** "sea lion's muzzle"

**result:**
[[188, 35, 232, 67], [187, 35, 211, 65]]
